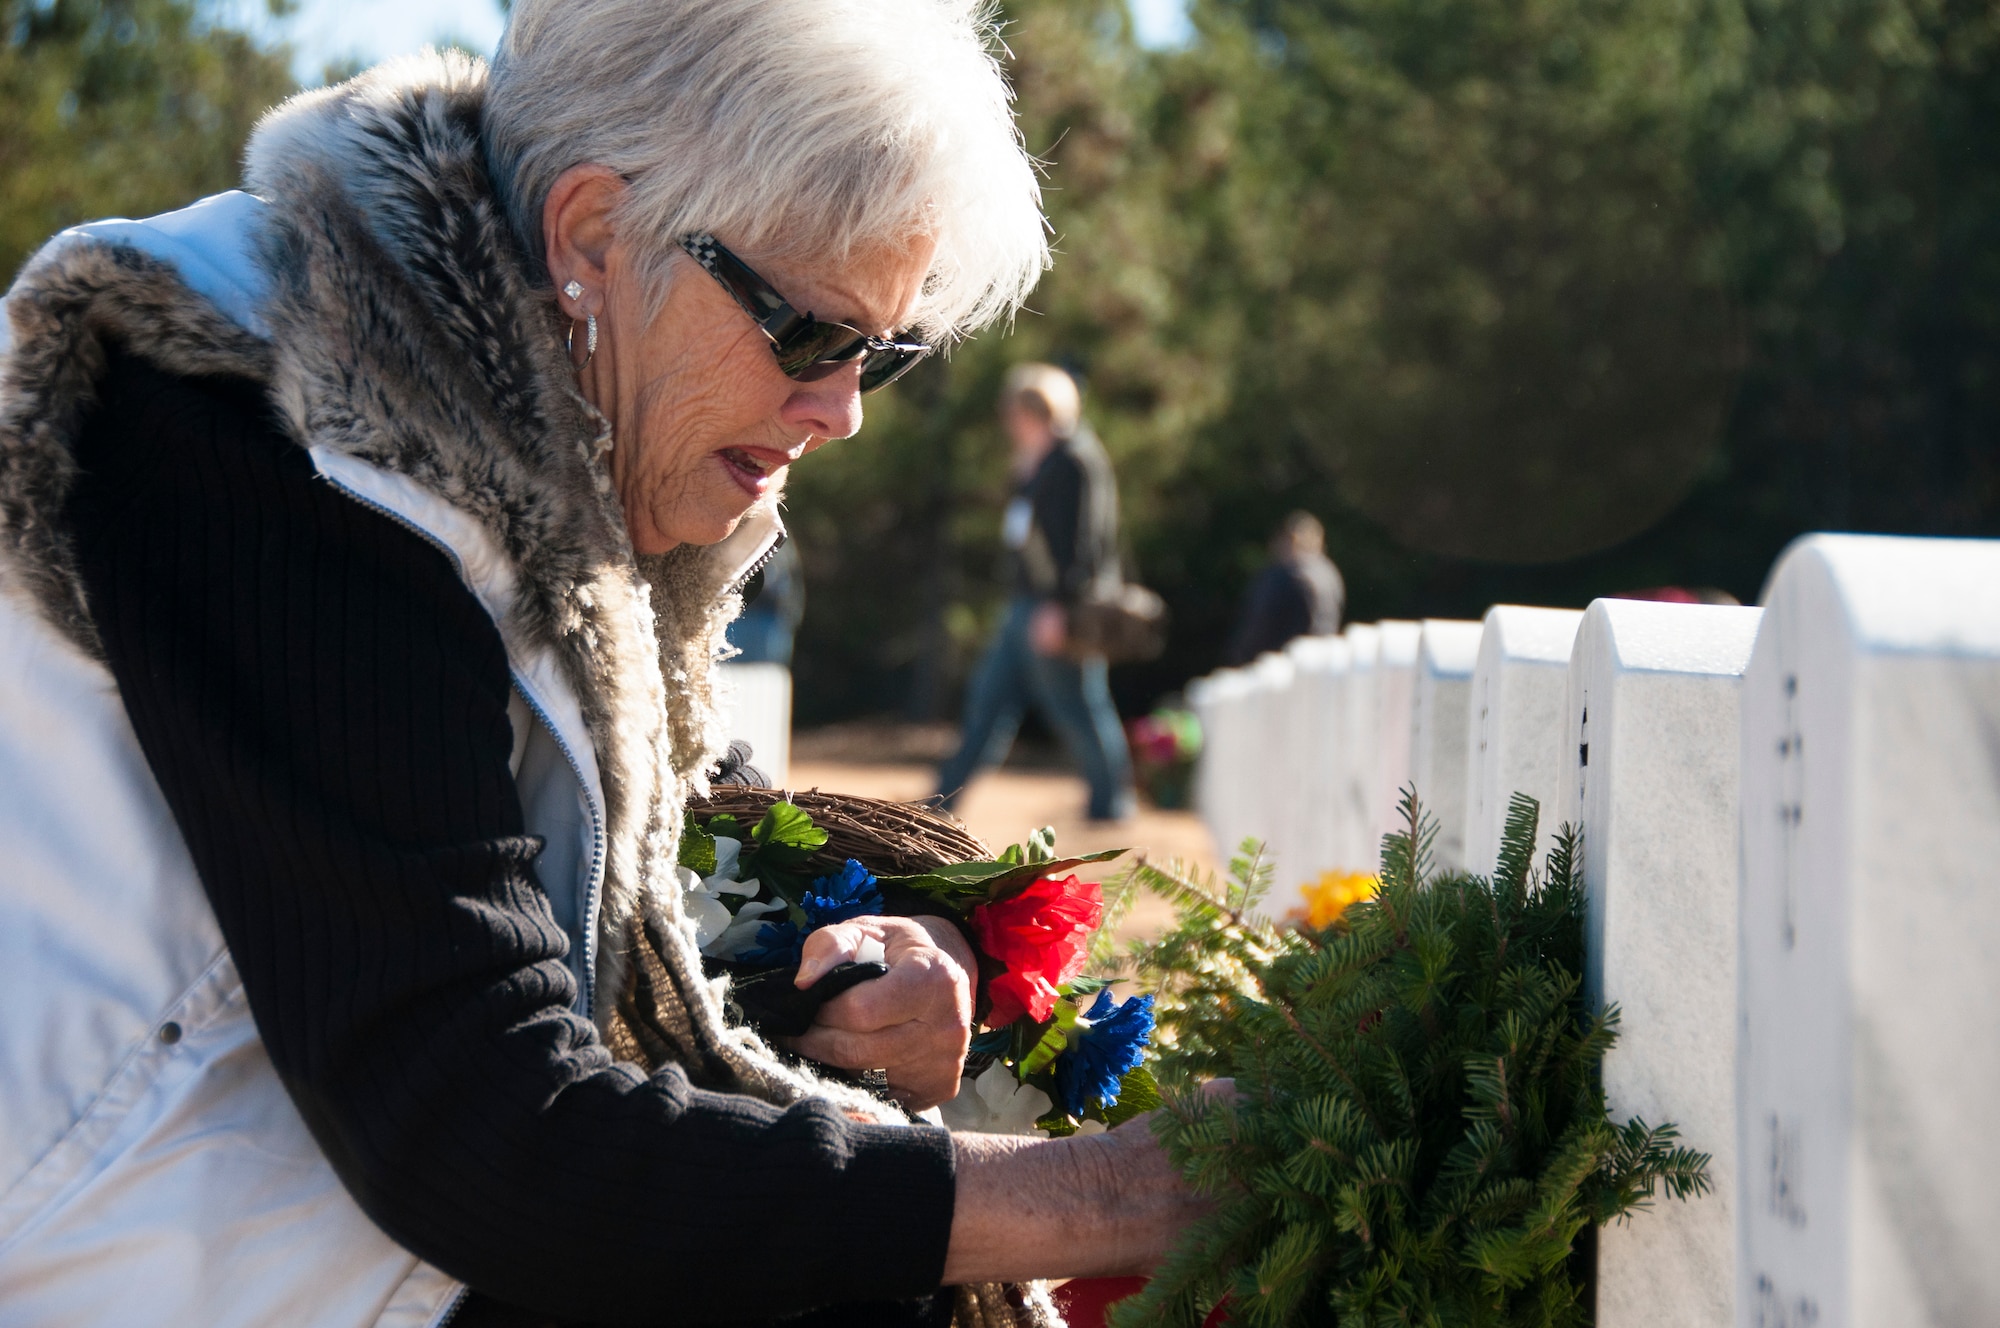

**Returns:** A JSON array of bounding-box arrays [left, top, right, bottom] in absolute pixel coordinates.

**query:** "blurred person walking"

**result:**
[[1225, 510, 1345, 665], [937, 364, 1134, 821]]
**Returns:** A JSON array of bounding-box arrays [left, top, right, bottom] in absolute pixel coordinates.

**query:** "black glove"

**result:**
[[712, 739, 769, 787], [709, 958, 891, 1038]]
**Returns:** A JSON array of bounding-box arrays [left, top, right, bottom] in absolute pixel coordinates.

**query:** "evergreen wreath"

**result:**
[[1108, 791, 1711, 1328]]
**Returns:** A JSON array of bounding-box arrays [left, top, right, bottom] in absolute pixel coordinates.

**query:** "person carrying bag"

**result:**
[[937, 364, 1150, 821]]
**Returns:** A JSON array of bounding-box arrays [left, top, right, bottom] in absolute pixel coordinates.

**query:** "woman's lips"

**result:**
[[716, 446, 791, 497]]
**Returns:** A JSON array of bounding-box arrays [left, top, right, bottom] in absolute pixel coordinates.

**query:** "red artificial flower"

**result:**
[[969, 874, 1104, 1027]]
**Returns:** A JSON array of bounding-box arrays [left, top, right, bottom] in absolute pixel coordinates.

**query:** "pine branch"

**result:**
[[1120, 785, 1711, 1325], [1494, 792, 1541, 909]]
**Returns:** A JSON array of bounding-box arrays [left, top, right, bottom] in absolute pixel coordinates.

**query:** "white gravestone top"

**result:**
[[1371, 621, 1423, 847], [1464, 605, 1583, 877], [1740, 534, 2000, 1328], [1410, 620, 1484, 871], [1558, 598, 1762, 1328]]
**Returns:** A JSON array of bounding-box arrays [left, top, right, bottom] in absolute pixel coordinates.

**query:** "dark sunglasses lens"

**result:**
[[858, 345, 929, 393], [774, 323, 870, 378]]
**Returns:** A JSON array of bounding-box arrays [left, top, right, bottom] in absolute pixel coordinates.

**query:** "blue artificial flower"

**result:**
[[740, 861, 885, 967], [1055, 989, 1156, 1118], [741, 918, 805, 966], [800, 859, 884, 929]]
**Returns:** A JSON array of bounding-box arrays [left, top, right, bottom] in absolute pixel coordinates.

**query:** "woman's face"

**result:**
[[548, 171, 934, 554]]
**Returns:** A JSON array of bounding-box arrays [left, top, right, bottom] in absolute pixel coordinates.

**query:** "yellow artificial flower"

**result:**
[[1298, 870, 1379, 930]]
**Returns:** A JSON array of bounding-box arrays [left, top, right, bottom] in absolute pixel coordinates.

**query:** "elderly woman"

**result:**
[[0, 3, 1203, 1326]]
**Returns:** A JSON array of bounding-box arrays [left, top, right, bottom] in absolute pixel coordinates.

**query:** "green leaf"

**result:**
[[704, 813, 746, 842], [880, 849, 1128, 907], [677, 818, 717, 876], [1018, 999, 1082, 1077], [969, 1028, 1013, 1056], [754, 801, 828, 854], [1035, 1109, 1079, 1137], [1104, 1064, 1162, 1127]]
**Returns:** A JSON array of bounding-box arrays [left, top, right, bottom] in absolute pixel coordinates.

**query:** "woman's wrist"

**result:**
[[942, 1117, 1205, 1285]]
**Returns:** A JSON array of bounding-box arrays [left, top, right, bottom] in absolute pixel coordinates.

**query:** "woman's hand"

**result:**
[[787, 915, 976, 1110]]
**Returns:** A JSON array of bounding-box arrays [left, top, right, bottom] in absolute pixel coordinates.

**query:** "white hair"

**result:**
[[484, 0, 1049, 341]]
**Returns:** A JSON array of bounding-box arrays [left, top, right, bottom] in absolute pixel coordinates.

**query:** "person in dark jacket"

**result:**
[[936, 364, 1134, 821], [1225, 511, 1346, 665]]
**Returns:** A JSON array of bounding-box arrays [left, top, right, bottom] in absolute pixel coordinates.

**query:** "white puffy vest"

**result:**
[[0, 195, 630, 1328]]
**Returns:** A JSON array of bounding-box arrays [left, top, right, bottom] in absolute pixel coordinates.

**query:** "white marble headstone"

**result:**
[[1339, 623, 1382, 873], [1189, 666, 1252, 866], [1372, 621, 1423, 846], [1557, 599, 1763, 1328], [1283, 634, 1352, 903], [1464, 605, 1583, 876], [1410, 620, 1484, 871], [716, 662, 793, 786], [1247, 650, 1299, 890], [1739, 534, 2000, 1328]]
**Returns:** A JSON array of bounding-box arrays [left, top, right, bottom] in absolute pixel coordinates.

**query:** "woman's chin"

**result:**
[[649, 502, 751, 552]]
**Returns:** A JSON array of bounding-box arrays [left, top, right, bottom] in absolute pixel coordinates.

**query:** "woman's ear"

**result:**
[[543, 164, 626, 316]]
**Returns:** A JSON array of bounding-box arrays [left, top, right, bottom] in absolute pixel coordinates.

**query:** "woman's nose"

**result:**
[[779, 366, 865, 442]]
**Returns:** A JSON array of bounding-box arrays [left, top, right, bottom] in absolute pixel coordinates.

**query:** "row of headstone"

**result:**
[[1189, 607, 1590, 900], [1185, 532, 2000, 1327]]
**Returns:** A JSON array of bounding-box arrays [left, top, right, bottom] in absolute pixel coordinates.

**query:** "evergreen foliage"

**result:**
[[781, 0, 2000, 722], [1118, 839, 1289, 1089], [1110, 792, 1711, 1328]]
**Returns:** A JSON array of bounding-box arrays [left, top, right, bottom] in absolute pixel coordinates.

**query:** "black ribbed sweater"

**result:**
[[63, 351, 956, 1328]]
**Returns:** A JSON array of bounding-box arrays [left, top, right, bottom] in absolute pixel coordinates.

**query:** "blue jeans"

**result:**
[[937, 597, 1134, 820]]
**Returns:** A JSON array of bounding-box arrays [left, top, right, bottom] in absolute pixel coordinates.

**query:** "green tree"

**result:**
[[788, 0, 2000, 722], [0, 0, 294, 283]]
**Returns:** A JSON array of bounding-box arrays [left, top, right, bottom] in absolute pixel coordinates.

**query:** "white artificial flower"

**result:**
[[703, 870, 759, 898], [710, 836, 744, 883], [677, 838, 783, 954], [1074, 1118, 1108, 1137], [676, 864, 734, 950], [704, 898, 790, 959], [937, 1061, 1053, 1137]]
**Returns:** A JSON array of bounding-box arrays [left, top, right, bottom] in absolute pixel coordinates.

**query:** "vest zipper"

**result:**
[[507, 681, 609, 1016], [316, 473, 611, 1019], [727, 528, 785, 596], [429, 1284, 470, 1328]]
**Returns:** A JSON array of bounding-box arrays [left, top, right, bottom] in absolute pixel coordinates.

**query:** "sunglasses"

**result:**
[[679, 234, 931, 393]]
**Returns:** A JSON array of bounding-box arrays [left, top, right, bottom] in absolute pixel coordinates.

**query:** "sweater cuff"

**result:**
[[825, 1117, 959, 1296]]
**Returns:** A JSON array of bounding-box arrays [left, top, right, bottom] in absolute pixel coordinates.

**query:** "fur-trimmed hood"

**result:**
[[0, 51, 894, 1122]]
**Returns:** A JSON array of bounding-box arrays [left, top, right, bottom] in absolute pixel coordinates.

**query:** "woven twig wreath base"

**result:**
[[688, 786, 994, 875]]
